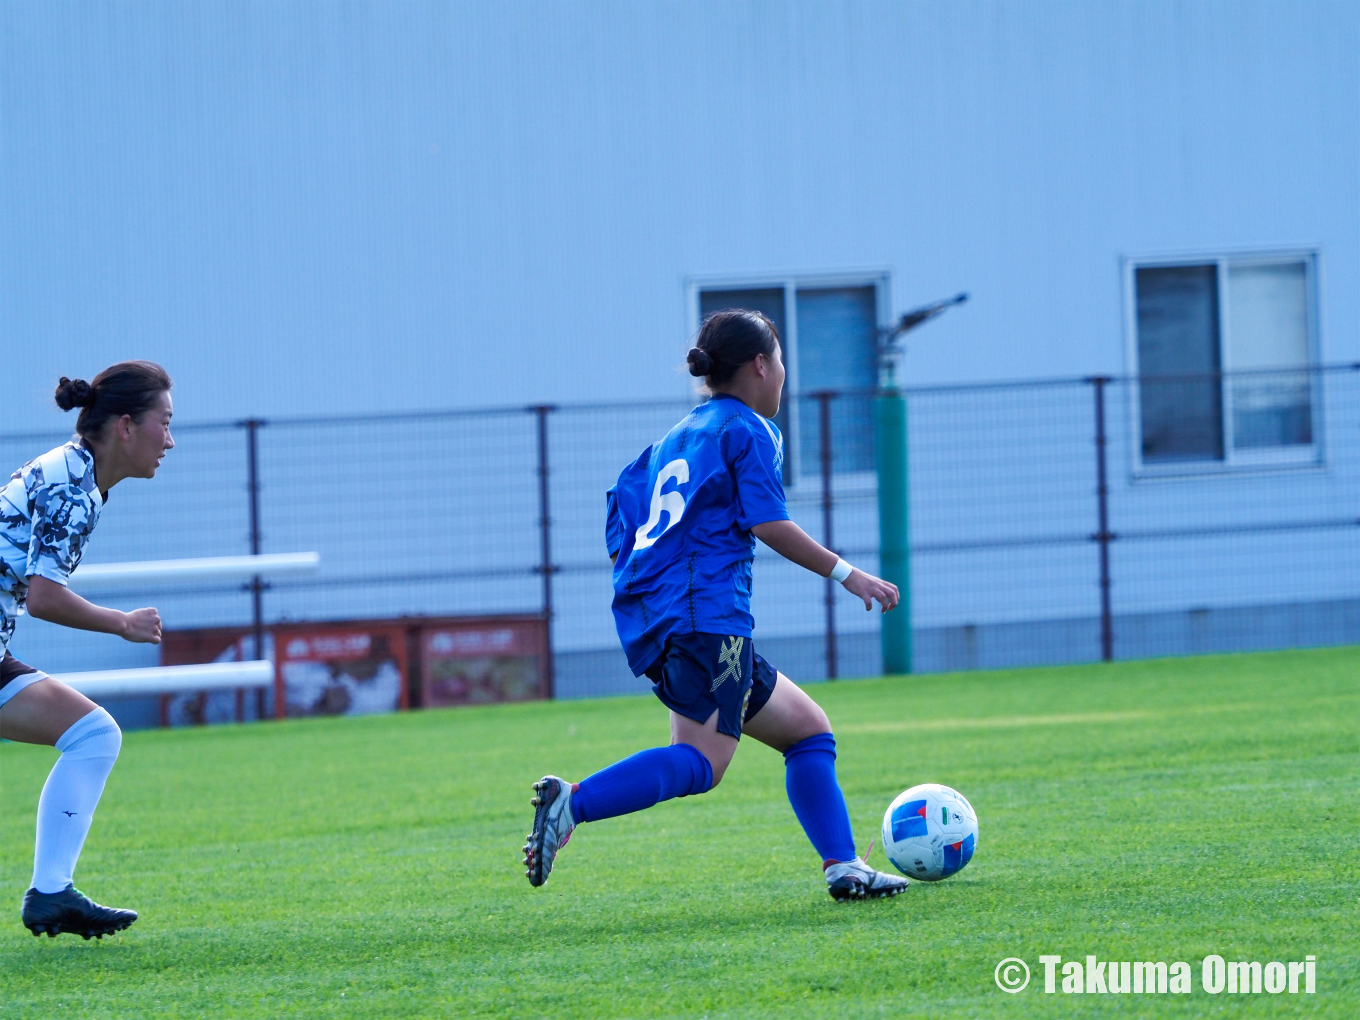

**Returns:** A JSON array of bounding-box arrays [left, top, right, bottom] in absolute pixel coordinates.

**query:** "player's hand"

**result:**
[[121, 607, 163, 644], [843, 570, 899, 613]]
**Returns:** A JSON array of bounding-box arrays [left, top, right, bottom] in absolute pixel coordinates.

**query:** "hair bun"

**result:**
[[55, 376, 95, 411], [686, 346, 714, 377]]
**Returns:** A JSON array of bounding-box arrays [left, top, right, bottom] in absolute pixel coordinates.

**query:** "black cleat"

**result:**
[[22, 885, 137, 940], [523, 776, 576, 887], [824, 859, 910, 901]]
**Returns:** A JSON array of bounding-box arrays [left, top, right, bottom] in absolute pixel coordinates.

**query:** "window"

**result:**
[[1129, 254, 1317, 468], [695, 277, 884, 483], [698, 287, 791, 451], [794, 287, 879, 475]]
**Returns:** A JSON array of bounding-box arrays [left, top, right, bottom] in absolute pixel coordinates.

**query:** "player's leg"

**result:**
[[0, 668, 98, 744], [743, 664, 908, 900], [523, 635, 747, 887], [0, 659, 138, 937], [523, 720, 723, 887], [668, 707, 738, 783], [742, 670, 856, 863], [565, 709, 731, 825], [739, 668, 831, 752]]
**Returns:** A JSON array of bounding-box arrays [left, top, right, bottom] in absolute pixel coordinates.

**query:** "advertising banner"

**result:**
[[160, 626, 267, 725], [419, 616, 549, 707], [274, 625, 409, 719]]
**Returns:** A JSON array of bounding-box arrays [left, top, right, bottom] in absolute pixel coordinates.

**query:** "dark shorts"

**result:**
[[1, 651, 39, 689], [0, 651, 45, 710], [643, 633, 779, 740]]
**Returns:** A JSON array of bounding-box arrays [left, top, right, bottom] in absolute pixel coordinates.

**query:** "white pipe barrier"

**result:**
[[57, 661, 274, 700], [69, 552, 320, 589]]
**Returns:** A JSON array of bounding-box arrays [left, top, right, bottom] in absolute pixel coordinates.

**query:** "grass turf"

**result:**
[[0, 647, 1355, 1018]]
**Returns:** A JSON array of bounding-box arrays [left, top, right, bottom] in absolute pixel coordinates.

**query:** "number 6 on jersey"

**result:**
[[633, 458, 688, 550]]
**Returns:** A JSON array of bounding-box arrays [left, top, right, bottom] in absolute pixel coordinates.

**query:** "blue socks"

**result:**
[[569, 743, 713, 824], [783, 733, 858, 865], [566, 733, 858, 868]]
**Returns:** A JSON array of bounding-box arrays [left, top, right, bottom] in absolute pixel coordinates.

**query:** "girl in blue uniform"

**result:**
[[0, 362, 174, 937], [525, 311, 909, 900]]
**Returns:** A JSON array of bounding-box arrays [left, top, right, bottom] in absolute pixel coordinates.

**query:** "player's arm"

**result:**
[[25, 576, 162, 643], [23, 482, 162, 643], [751, 519, 900, 613]]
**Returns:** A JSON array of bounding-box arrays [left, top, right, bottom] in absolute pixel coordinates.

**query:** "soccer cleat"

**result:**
[[22, 885, 138, 939], [824, 858, 910, 901], [523, 775, 576, 887]]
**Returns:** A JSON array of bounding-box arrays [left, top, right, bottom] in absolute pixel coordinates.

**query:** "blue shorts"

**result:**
[[642, 633, 779, 739]]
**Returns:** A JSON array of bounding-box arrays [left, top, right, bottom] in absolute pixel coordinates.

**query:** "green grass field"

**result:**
[[1, 647, 1356, 1018]]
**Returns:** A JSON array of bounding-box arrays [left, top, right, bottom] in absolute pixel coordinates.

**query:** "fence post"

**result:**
[[533, 405, 557, 697], [243, 418, 267, 719], [876, 386, 912, 674], [1090, 379, 1114, 662], [815, 392, 839, 679]]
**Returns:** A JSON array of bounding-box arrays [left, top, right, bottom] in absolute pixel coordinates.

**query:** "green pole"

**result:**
[[875, 380, 911, 675], [872, 290, 965, 675]]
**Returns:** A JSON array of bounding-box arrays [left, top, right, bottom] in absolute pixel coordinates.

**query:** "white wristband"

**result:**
[[829, 558, 853, 584]]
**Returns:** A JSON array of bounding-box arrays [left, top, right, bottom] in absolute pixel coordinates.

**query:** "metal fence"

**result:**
[[6, 365, 1360, 701]]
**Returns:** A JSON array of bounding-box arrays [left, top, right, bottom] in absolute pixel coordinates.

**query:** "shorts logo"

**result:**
[[713, 636, 744, 691]]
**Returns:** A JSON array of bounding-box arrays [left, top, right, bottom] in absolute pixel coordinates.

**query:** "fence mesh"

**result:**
[[6, 366, 1359, 699]]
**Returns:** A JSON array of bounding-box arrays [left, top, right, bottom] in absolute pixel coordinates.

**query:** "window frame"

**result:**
[[1121, 249, 1323, 478], [686, 270, 892, 490]]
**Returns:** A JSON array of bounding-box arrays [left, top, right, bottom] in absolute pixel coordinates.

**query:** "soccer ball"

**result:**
[[880, 783, 978, 881]]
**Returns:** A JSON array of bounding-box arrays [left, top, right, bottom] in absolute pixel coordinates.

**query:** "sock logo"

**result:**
[[713, 636, 744, 690], [61, 811, 78, 817]]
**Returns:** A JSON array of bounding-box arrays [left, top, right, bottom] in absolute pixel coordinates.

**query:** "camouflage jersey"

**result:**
[[0, 442, 105, 655]]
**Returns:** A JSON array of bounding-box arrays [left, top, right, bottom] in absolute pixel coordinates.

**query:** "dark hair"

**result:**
[[686, 309, 780, 386], [55, 360, 173, 439]]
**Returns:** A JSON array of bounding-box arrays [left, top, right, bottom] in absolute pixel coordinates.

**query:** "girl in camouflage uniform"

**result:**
[[0, 361, 174, 938]]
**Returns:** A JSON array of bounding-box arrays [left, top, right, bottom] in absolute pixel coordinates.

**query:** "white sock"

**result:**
[[31, 707, 122, 894]]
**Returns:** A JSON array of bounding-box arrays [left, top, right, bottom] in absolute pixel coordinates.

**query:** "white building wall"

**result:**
[[2, 1, 1358, 697], [3, 1, 1355, 427]]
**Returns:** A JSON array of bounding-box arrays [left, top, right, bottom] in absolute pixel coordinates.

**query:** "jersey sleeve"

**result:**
[[606, 445, 655, 558], [726, 416, 790, 531], [605, 484, 625, 558], [26, 483, 99, 585]]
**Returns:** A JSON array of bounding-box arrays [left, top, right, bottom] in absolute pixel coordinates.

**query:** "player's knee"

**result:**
[[806, 702, 831, 735], [696, 746, 728, 789], [57, 706, 121, 761], [671, 741, 721, 795], [788, 701, 831, 745], [90, 706, 122, 754], [105, 715, 123, 759]]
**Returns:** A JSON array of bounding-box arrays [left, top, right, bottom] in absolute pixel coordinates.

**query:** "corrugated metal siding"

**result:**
[[3, 1, 1355, 428], [2, 2, 1358, 688]]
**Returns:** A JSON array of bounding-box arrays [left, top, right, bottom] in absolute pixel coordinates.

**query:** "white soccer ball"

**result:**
[[881, 783, 978, 881]]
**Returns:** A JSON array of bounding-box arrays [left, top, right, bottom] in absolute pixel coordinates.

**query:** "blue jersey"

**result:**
[[606, 394, 790, 674]]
